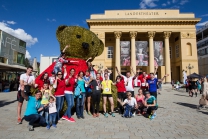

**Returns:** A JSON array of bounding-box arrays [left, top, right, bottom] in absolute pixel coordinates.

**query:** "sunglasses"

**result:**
[[58, 74, 62, 75]]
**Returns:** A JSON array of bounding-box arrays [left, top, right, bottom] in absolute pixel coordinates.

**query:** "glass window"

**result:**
[[17, 53, 25, 65], [169, 46, 172, 59], [107, 46, 113, 58], [19, 40, 26, 48], [13, 51, 17, 63], [175, 45, 179, 58]]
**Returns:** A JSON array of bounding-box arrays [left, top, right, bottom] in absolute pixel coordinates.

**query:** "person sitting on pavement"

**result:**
[[143, 91, 158, 120], [118, 92, 137, 118], [135, 89, 145, 115], [20, 85, 46, 131]]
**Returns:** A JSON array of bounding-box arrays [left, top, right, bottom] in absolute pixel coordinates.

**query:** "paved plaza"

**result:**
[[0, 85, 208, 139]]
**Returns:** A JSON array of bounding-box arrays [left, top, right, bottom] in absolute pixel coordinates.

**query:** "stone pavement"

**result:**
[[0, 85, 208, 139]]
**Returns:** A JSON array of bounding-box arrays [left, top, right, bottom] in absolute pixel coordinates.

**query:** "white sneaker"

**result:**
[[132, 112, 135, 117]]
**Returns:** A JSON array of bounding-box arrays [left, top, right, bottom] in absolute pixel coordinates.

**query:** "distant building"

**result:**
[[0, 30, 26, 81], [197, 23, 208, 76], [40, 55, 58, 74]]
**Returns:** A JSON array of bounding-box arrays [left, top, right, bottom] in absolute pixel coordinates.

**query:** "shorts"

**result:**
[[150, 92, 157, 99], [102, 94, 112, 98], [17, 90, 31, 103], [86, 92, 92, 97], [117, 92, 126, 100]]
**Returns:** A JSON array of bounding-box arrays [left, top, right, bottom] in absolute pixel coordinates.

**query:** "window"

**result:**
[[175, 45, 179, 58], [13, 51, 17, 63], [17, 53, 25, 65], [19, 40, 26, 48], [169, 46, 172, 59], [107, 46, 113, 58]]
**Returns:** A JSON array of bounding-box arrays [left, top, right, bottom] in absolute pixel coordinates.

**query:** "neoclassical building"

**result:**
[[86, 9, 200, 83]]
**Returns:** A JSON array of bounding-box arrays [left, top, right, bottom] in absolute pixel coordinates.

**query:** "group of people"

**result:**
[[16, 45, 169, 131]]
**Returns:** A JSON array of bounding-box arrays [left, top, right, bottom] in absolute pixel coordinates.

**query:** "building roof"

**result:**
[[0, 63, 26, 71]]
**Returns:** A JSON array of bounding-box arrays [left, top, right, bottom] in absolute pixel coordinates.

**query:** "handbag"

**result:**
[[199, 98, 208, 106], [24, 85, 31, 96]]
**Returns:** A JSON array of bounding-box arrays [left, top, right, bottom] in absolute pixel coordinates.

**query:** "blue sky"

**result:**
[[0, 0, 208, 62]]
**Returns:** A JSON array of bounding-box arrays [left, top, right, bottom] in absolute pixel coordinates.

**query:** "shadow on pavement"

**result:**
[[174, 102, 197, 109], [0, 100, 17, 107], [174, 94, 190, 97]]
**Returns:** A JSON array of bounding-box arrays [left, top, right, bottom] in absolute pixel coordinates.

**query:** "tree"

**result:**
[[24, 58, 31, 67]]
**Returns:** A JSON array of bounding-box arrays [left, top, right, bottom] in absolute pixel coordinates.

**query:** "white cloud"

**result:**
[[162, 3, 167, 6], [196, 21, 208, 26], [201, 14, 208, 17], [167, 1, 171, 5], [180, 0, 189, 5], [0, 21, 38, 46], [6, 21, 16, 25], [47, 18, 56, 22], [139, 0, 158, 9], [25, 50, 31, 59]]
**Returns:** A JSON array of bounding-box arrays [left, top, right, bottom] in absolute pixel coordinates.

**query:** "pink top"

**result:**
[[136, 95, 144, 103]]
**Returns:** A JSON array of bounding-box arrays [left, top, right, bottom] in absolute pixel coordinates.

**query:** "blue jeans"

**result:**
[[76, 93, 86, 117], [56, 96, 64, 121], [64, 94, 74, 118], [39, 105, 49, 124], [49, 112, 57, 125], [24, 114, 46, 126], [53, 66, 61, 74]]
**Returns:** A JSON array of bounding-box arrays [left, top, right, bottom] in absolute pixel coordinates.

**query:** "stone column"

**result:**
[[114, 31, 122, 76], [130, 31, 137, 74], [164, 31, 171, 83], [147, 31, 155, 73]]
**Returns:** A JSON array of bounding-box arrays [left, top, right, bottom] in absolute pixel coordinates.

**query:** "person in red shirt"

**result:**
[[62, 67, 76, 122], [35, 72, 50, 90], [53, 71, 65, 123], [114, 76, 126, 114]]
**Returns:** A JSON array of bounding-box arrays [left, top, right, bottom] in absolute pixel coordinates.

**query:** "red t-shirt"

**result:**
[[138, 74, 151, 89], [54, 79, 65, 96], [65, 76, 76, 92], [116, 79, 126, 93], [36, 79, 50, 90]]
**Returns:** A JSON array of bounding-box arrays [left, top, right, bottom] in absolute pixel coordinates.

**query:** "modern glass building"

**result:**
[[197, 23, 208, 76]]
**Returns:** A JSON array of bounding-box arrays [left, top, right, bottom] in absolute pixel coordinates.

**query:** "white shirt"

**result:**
[[18, 73, 35, 90], [124, 97, 137, 106], [122, 75, 134, 91], [49, 102, 57, 114]]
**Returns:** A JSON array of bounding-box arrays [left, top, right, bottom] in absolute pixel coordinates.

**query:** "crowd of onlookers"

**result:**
[[16, 45, 169, 131]]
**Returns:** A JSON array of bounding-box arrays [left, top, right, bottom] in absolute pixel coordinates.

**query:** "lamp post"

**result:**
[[186, 63, 194, 75], [96, 63, 103, 73]]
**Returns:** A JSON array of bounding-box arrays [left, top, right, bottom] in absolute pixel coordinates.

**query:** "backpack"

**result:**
[[74, 84, 82, 98]]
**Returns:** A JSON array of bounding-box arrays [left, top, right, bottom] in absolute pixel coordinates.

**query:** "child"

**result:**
[[49, 71, 56, 85], [86, 57, 96, 79], [39, 82, 50, 127], [135, 89, 145, 115], [118, 92, 137, 118], [47, 95, 57, 129]]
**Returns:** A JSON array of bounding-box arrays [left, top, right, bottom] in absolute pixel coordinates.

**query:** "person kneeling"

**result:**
[[20, 85, 46, 131], [143, 91, 158, 120], [118, 92, 137, 118]]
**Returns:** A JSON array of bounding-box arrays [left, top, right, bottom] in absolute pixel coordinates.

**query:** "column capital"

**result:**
[[163, 31, 172, 39], [129, 31, 137, 39], [147, 31, 155, 39], [114, 31, 122, 39]]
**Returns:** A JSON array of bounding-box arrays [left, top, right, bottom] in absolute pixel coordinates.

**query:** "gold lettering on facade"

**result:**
[[181, 32, 196, 39], [125, 12, 159, 16]]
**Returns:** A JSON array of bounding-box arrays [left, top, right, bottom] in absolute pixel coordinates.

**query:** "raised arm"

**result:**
[[20, 85, 28, 101], [158, 74, 169, 82], [154, 66, 158, 75], [62, 45, 69, 53], [53, 77, 58, 88], [133, 68, 140, 79], [115, 66, 122, 76], [86, 57, 92, 63]]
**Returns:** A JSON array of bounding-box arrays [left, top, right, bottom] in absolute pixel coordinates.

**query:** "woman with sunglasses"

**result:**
[[62, 67, 76, 122], [53, 71, 65, 123], [75, 71, 86, 119]]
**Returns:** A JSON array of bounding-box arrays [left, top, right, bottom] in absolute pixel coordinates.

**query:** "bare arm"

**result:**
[[53, 77, 58, 88], [133, 69, 140, 79], [86, 57, 92, 62], [20, 85, 28, 101], [154, 66, 158, 75], [115, 66, 122, 76], [62, 45, 69, 53], [158, 74, 169, 82]]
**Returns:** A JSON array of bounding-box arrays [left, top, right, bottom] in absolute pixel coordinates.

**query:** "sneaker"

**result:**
[[111, 113, 115, 117], [93, 113, 97, 118], [96, 113, 100, 117], [66, 117, 75, 122], [17, 118, 22, 124], [52, 124, 57, 128], [81, 116, 85, 119], [27, 125, 34, 131], [104, 113, 108, 118], [132, 112, 135, 117], [77, 116, 80, 119], [46, 125, 50, 130], [62, 115, 68, 120], [87, 112, 92, 116]]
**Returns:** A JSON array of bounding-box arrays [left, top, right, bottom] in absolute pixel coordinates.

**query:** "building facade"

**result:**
[[197, 23, 208, 76], [87, 9, 200, 82], [39, 55, 58, 73]]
